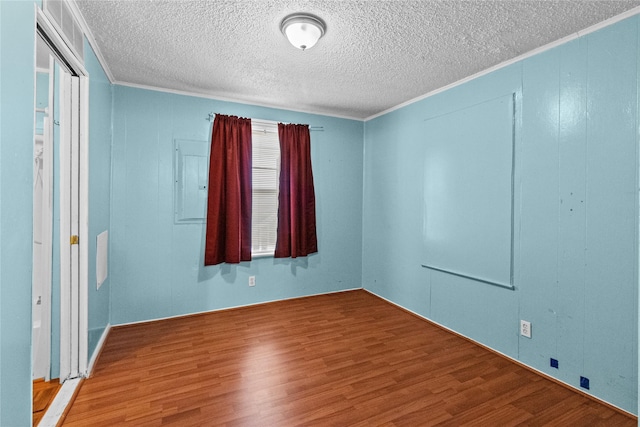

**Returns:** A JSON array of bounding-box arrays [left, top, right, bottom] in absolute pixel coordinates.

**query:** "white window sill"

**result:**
[[252, 252, 274, 259]]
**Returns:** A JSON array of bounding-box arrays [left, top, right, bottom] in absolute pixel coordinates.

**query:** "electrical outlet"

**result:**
[[248, 276, 256, 287], [520, 320, 531, 338], [580, 376, 590, 390]]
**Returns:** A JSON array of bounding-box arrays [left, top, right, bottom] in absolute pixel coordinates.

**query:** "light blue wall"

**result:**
[[0, 0, 637, 423], [0, 1, 36, 425], [84, 40, 112, 358], [110, 86, 363, 324], [363, 16, 639, 413], [0, 2, 113, 423]]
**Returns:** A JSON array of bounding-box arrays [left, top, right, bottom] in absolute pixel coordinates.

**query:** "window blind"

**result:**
[[251, 120, 280, 256]]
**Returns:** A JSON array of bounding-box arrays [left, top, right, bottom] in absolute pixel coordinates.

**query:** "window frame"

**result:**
[[251, 120, 280, 257]]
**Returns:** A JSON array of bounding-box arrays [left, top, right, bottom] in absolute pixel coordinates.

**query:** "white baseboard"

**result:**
[[38, 377, 82, 427], [114, 288, 363, 327], [87, 323, 111, 376], [39, 323, 111, 426], [363, 288, 635, 418]]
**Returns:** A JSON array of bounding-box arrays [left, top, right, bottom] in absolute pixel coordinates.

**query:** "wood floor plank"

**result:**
[[63, 290, 635, 426], [33, 378, 61, 426]]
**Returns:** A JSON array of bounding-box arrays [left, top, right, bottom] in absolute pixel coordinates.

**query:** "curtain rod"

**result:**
[[206, 113, 323, 131]]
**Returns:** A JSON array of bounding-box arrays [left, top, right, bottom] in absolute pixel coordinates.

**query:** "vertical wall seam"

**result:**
[[108, 83, 114, 324], [510, 92, 517, 289], [556, 50, 561, 360], [635, 14, 640, 414], [582, 36, 589, 377]]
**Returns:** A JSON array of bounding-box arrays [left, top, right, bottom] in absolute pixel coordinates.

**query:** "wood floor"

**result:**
[[63, 290, 634, 426], [33, 378, 61, 426]]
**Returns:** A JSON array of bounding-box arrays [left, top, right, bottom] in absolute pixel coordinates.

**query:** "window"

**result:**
[[251, 120, 280, 256]]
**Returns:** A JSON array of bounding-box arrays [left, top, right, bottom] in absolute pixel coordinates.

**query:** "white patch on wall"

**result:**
[[422, 93, 516, 290], [96, 230, 108, 289], [174, 139, 209, 224]]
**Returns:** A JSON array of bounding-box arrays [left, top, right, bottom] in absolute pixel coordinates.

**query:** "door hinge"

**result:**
[[70, 235, 79, 245]]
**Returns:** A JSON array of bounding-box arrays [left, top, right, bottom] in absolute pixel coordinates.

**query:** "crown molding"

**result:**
[[365, 6, 640, 122], [115, 80, 364, 122], [58, 1, 640, 123]]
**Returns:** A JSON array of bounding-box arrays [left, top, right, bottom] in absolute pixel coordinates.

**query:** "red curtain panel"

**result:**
[[204, 115, 252, 265], [275, 123, 318, 258]]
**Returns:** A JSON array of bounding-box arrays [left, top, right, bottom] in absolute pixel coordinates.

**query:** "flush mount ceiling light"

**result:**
[[280, 13, 326, 51]]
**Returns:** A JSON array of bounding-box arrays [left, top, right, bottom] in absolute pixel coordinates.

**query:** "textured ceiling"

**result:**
[[75, 1, 640, 120]]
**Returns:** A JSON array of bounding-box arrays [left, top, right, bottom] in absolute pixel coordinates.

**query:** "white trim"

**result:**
[[31, 32, 54, 381], [365, 6, 640, 122], [36, 9, 87, 78], [114, 80, 363, 122], [67, 0, 115, 83], [41, 68, 54, 381], [37, 377, 82, 427], [42, 0, 84, 64], [251, 119, 280, 256], [39, 54, 56, 382], [58, 67, 72, 381], [251, 118, 279, 129], [41, 325, 110, 427], [69, 75, 80, 378], [362, 288, 635, 418], [79, 75, 89, 376], [87, 324, 111, 376], [114, 288, 362, 327]]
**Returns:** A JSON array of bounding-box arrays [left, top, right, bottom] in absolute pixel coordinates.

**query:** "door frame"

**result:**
[[36, 7, 89, 381], [32, 53, 55, 381]]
